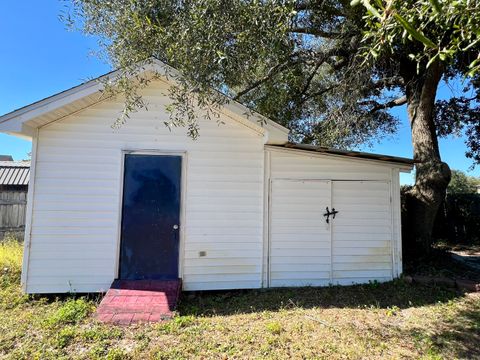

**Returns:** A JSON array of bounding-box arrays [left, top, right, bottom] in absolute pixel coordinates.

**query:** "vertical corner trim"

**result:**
[[21, 128, 39, 292]]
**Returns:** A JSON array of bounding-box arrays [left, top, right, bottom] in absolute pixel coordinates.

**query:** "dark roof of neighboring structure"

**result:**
[[0, 155, 13, 161], [0, 161, 30, 186], [275, 143, 414, 166]]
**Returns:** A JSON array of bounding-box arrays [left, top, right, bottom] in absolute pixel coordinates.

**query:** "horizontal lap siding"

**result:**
[[27, 80, 264, 293], [269, 150, 392, 181], [270, 180, 332, 287], [268, 150, 396, 288], [332, 181, 393, 284]]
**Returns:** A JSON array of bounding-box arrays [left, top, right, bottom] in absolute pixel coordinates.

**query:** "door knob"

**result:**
[[173, 224, 179, 230]]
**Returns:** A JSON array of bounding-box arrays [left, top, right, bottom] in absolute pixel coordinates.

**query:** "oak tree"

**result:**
[[66, 0, 480, 256]]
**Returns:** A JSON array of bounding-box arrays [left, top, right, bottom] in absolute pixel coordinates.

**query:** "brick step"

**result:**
[[96, 279, 182, 325]]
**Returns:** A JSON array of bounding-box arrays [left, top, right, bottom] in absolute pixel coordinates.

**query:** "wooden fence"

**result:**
[[0, 190, 27, 240], [432, 193, 480, 244]]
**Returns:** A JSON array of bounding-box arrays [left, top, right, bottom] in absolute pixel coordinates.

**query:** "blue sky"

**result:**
[[0, 1, 478, 185]]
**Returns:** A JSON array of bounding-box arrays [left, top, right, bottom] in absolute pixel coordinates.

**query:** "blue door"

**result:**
[[119, 154, 182, 280]]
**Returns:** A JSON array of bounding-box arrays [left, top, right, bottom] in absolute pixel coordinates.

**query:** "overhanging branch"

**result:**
[[233, 48, 340, 101], [233, 61, 291, 100], [370, 76, 404, 89], [289, 27, 340, 38], [300, 85, 337, 105], [363, 95, 407, 113]]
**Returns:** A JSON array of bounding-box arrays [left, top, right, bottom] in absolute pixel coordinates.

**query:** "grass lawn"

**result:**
[[1, 239, 480, 359]]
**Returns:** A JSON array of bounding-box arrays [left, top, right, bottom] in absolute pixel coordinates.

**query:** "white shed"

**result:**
[[0, 60, 412, 293]]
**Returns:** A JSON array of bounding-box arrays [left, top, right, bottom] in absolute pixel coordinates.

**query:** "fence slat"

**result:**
[[0, 190, 28, 239]]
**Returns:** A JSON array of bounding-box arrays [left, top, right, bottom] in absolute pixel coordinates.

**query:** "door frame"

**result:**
[[114, 149, 187, 281]]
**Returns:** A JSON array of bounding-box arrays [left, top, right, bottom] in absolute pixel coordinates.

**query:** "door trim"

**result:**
[[114, 150, 187, 282]]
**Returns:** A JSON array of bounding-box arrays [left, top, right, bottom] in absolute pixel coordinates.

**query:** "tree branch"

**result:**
[[289, 27, 340, 38], [233, 49, 334, 100], [370, 76, 404, 89], [233, 61, 291, 100], [300, 85, 337, 105], [294, 0, 345, 16], [300, 60, 325, 97], [363, 95, 407, 113]]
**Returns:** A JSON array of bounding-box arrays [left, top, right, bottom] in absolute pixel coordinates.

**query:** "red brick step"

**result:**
[[96, 279, 182, 325]]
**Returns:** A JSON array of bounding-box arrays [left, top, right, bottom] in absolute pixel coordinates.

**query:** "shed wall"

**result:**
[[266, 148, 403, 286], [25, 80, 265, 293]]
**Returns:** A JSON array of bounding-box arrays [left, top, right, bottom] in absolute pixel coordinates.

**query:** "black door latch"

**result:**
[[323, 207, 339, 223]]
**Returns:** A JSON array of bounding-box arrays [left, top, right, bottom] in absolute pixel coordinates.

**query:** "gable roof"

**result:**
[[0, 59, 413, 168], [0, 59, 289, 143]]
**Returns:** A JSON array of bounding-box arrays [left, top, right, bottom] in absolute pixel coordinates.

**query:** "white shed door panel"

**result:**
[[270, 180, 332, 287], [332, 181, 393, 284], [269, 180, 393, 288]]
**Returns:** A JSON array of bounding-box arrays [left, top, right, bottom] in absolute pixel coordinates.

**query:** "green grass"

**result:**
[[1, 239, 479, 359]]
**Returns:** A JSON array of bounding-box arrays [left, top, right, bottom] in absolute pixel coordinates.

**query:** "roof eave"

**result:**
[[266, 143, 414, 170], [0, 58, 290, 140]]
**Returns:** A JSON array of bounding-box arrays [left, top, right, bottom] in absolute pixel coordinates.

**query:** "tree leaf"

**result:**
[[393, 13, 437, 49], [426, 53, 439, 68], [360, 0, 382, 19], [428, 0, 442, 14]]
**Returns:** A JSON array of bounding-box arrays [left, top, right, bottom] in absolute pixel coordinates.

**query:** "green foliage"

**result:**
[[356, 0, 480, 76], [265, 321, 283, 335], [0, 235, 23, 285], [46, 299, 93, 326], [433, 193, 480, 244], [105, 348, 131, 360], [54, 327, 77, 349], [81, 325, 123, 342], [64, 0, 480, 167], [354, 0, 480, 165], [448, 170, 480, 194], [0, 237, 27, 309], [63, 0, 400, 148], [0, 238, 479, 360], [385, 305, 400, 317], [156, 315, 197, 334]]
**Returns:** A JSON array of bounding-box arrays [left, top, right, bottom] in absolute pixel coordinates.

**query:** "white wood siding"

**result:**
[[270, 180, 332, 287], [268, 148, 394, 181], [267, 149, 402, 287], [25, 80, 265, 293], [332, 181, 393, 285]]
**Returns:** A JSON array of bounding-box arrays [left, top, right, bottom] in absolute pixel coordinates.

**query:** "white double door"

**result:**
[[269, 180, 393, 287]]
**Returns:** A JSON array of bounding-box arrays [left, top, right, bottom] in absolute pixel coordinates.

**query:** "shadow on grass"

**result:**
[[426, 297, 480, 359], [177, 280, 464, 317]]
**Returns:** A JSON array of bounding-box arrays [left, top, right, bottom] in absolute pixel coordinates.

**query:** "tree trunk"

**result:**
[[402, 61, 451, 257]]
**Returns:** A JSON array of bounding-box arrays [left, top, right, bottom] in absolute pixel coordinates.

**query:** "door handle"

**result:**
[[173, 224, 179, 230], [323, 207, 339, 224]]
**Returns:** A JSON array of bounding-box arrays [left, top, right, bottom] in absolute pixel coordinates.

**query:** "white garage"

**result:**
[[0, 60, 412, 293]]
